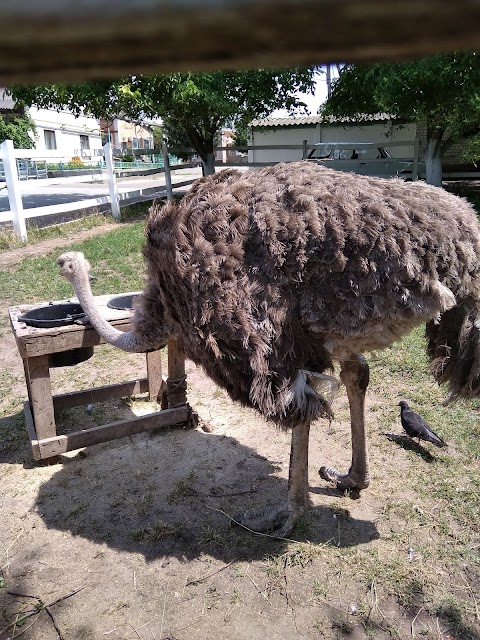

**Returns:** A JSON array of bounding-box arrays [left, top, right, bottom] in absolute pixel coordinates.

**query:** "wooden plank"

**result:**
[[26, 355, 56, 440], [167, 338, 187, 408], [13, 325, 122, 359], [146, 351, 165, 402], [22, 359, 32, 404], [1, 1, 480, 84], [53, 378, 149, 410], [23, 401, 41, 461], [9, 298, 134, 359], [37, 405, 190, 458]]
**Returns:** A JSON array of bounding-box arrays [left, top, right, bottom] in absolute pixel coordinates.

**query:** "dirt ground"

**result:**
[[1, 231, 479, 640]]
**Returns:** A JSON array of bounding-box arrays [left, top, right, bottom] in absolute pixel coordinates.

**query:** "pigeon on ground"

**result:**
[[398, 401, 447, 448]]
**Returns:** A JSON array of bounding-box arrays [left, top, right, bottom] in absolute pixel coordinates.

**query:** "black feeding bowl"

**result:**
[[107, 293, 139, 310], [18, 302, 87, 328], [18, 302, 93, 368]]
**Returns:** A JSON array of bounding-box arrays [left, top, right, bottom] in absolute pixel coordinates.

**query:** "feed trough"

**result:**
[[18, 302, 93, 367], [9, 292, 186, 462]]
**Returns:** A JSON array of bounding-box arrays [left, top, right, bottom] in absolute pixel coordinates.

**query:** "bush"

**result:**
[[69, 156, 85, 168]]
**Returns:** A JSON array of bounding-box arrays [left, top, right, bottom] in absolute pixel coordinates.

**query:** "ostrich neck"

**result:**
[[71, 269, 145, 353]]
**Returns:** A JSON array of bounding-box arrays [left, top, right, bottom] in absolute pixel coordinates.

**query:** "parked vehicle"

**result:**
[[308, 142, 425, 180]]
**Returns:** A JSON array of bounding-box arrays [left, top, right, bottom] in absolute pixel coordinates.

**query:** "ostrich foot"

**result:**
[[319, 466, 370, 495], [232, 504, 304, 538]]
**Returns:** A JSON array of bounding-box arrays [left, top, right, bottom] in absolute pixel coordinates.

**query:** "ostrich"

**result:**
[[57, 162, 480, 537]]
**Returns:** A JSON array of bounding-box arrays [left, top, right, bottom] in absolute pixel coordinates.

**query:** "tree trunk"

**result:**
[[201, 152, 216, 176], [424, 130, 444, 187]]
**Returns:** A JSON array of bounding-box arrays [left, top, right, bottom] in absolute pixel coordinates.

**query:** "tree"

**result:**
[[0, 113, 36, 148], [321, 53, 480, 186], [151, 125, 163, 149], [129, 70, 318, 174], [11, 68, 317, 175]]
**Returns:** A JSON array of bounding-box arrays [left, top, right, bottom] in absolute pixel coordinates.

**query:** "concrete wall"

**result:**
[[249, 121, 418, 163], [319, 123, 417, 159], [248, 125, 319, 163]]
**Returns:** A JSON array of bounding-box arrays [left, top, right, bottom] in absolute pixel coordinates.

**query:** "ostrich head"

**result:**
[[57, 251, 92, 284], [57, 250, 149, 353]]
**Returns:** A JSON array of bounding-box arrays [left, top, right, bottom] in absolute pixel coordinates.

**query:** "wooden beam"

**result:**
[[24, 401, 40, 461], [36, 405, 191, 458], [167, 339, 187, 408], [1, 1, 480, 85], [26, 355, 56, 440], [146, 351, 165, 402], [52, 378, 150, 410]]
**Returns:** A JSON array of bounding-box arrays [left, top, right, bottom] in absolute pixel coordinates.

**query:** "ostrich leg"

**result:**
[[320, 353, 370, 492], [236, 420, 311, 537]]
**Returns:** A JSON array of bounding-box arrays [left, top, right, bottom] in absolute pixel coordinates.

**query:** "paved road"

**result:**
[[0, 170, 203, 214]]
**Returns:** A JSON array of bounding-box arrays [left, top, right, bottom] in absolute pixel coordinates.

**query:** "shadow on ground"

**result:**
[[32, 424, 379, 563], [382, 432, 437, 462]]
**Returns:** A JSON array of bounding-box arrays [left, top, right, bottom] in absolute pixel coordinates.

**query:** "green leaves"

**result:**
[[10, 67, 318, 168], [0, 114, 36, 148], [324, 53, 480, 142]]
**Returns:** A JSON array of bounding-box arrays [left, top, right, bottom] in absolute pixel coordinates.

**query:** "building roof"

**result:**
[[250, 113, 395, 127], [250, 115, 322, 127]]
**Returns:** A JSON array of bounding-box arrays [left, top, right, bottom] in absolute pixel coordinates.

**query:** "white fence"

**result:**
[[0, 141, 176, 241]]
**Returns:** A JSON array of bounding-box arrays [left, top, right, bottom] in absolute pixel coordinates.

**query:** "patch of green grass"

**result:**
[[313, 578, 328, 600], [199, 525, 226, 548], [134, 493, 154, 518], [0, 201, 153, 253], [146, 520, 181, 541], [166, 471, 198, 504], [0, 222, 146, 305], [0, 212, 110, 251]]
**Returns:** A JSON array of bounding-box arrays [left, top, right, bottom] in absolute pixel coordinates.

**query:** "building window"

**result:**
[[44, 129, 57, 150], [80, 134, 90, 150]]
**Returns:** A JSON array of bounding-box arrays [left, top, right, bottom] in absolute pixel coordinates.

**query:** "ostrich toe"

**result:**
[[319, 465, 370, 494]]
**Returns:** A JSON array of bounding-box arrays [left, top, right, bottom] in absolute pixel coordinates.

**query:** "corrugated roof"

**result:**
[[0, 87, 17, 110], [250, 115, 322, 127], [250, 113, 395, 127]]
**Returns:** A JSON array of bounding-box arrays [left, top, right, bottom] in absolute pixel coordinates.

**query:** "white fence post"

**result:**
[[104, 141, 120, 218], [0, 139, 27, 241]]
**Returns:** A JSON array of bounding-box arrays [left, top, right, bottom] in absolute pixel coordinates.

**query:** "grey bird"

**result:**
[[398, 401, 447, 448]]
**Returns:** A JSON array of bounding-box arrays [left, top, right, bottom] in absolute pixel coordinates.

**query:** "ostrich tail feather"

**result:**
[[426, 302, 480, 400]]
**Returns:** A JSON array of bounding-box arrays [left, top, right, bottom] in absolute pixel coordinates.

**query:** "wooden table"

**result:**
[[9, 294, 190, 461]]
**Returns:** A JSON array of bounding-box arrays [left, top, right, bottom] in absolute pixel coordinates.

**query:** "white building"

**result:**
[[28, 106, 103, 163], [248, 115, 418, 164]]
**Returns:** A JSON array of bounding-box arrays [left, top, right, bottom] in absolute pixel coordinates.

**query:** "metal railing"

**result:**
[[0, 158, 48, 181]]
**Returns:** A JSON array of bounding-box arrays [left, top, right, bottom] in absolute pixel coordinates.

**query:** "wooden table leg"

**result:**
[[25, 354, 56, 440], [167, 338, 187, 408], [146, 350, 165, 402], [22, 358, 32, 404]]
